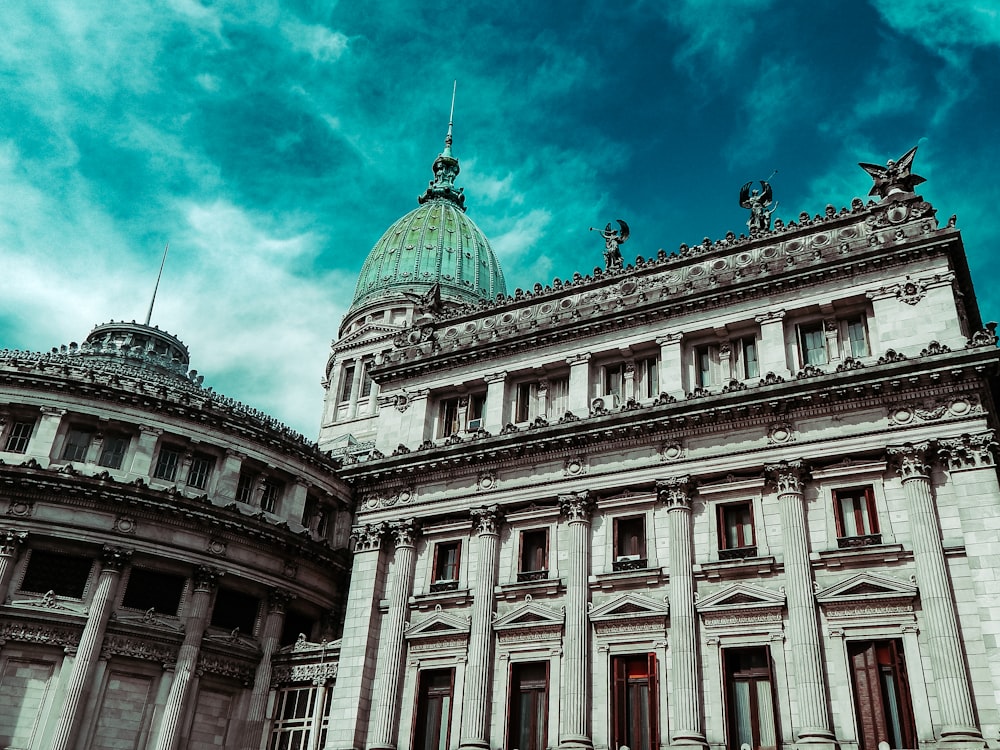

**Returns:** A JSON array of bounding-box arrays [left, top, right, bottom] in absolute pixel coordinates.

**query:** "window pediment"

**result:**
[[816, 572, 917, 622], [696, 583, 785, 629], [589, 592, 668, 636], [494, 600, 563, 644]]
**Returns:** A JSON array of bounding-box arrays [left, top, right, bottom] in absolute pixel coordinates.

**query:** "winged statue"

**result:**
[[739, 180, 775, 233], [859, 146, 925, 199], [401, 282, 445, 318], [590, 219, 630, 270]]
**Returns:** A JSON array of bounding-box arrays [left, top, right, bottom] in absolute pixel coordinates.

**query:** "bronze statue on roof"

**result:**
[[740, 179, 776, 233], [859, 145, 926, 199], [590, 219, 630, 270]]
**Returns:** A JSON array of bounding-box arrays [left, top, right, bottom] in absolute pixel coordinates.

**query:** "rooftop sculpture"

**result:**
[[590, 219, 630, 270], [859, 145, 926, 199], [740, 178, 776, 233]]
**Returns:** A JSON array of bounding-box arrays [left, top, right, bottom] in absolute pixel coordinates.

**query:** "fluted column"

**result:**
[[658, 477, 707, 748], [49, 545, 132, 750], [153, 565, 221, 750], [888, 443, 984, 747], [559, 491, 595, 750], [460, 505, 504, 750], [368, 519, 419, 750], [240, 588, 294, 749], [765, 461, 835, 747], [0, 529, 27, 601]]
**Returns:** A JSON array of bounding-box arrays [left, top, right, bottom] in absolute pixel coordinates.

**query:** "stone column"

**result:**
[[765, 460, 835, 747], [657, 477, 707, 748], [484, 372, 508, 433], [27, 406, 65, 461], [348, 359, 365, 419], [755, 310, 789, 379], [129, 424, 163, 476], [153, 565, 221, 750], [888, 443, 985, 746], [558, 491, 595, 750], [240, 588, 293, 749], [0, 529, 27, 601], [49, 545, 132, 750], [657, 333, 684, 399], [566, 354, 592, 417], [311, 678, 333, 750], [459, 505, 504, 750], [367, 519, 419, 750]]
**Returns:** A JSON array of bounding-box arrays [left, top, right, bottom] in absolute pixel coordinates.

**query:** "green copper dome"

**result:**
[[349, 122, 507, 312]]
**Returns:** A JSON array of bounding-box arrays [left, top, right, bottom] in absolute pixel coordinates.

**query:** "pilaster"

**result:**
[[27, 405, 65, 461], [755, 310, 789, 379], [484, 372, 508, 433], [657, 333, 684, 399], [0, 529, 27, 601], [566, 354, 592, 417]]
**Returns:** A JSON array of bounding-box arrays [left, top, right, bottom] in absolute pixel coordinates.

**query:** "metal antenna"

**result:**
[[443, 80, 457, 156], [144, 242, 169, 326]]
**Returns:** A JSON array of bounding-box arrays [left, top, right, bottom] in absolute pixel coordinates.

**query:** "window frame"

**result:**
[[798, 321, 828, 367], [833, 486, 881, 547], [4, 419, 35, 453], [430, 540, 461, 592], [613, 515, 647, 571], [61, 427, 93, 462], [98, 433, 130, 469], [152, 445, 182, 482], [339, 363, 356, 403], [717, 501, 757, 559], [412, 668, 455, 750], [260, 477, 284, 513], [735, 335, 760, 380], [611, 653, 659, 750], [517, 528, 549, 581], [186, 453, 214, 490], [236, 470, 258, 504], [723, 646, 779, 750], [507, 661, 549, 750], [636, 356, 659, 399], [847, 638, 916, 750]]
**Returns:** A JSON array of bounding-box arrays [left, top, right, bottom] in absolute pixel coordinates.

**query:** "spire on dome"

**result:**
[[419, 80, 466, 210]]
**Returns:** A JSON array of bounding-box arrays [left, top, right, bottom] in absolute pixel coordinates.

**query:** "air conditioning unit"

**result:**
[[467, 418, 483, 431]]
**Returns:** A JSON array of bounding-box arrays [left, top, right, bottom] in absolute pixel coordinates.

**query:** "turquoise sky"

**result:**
[[2, 1, 998, 437]]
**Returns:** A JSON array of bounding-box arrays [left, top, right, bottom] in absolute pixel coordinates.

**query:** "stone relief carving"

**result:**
[[659, 442, 686, 462], [767, 422, 795, 444], [558, 491, 595, 522], [764, 460, 808, 494], [656, 475, 694, 509], [477, 470, 498, 491], [937, 432, 997, 471], [886, 442, 932, 480], [471, 505, 503, 536], [563, 456, 587, 476], [351, 522, 386, 553]]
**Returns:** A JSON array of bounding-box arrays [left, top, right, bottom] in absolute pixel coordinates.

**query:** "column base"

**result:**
[[458, 741, 490, 750], [367, 744, 396, 750], [559, 734, 594, 750], [937, 726, 987, 750], [669, 731, 708, 749], [793, 729, 838, 750]]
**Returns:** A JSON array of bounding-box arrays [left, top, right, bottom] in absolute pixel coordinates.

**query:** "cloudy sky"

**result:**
[[2, 1, 998, 437]]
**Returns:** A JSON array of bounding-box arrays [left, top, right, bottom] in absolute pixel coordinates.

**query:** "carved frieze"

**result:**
[[937, 431, 997, 471], [0, 619, 80, 648], [887, 442, 932, 480], [764, 460, 808, 495], [558, 491, 594, 522], [197, 653, 255, 685], [656, 476, 694, 510], [471, 505, 503, 536], [352, 522, 386, 553]]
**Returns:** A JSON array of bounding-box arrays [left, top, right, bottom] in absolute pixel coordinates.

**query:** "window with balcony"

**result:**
[[848, 639, 916, 750], [261, 478, 284, 513], [798, 315, 871, 368], [152, 446, 182, 482], [19, 549, 93, 598], [431, 541, 460, 592], [718, 502, 756, 559], [724, 647, 778, 750], [845, 316, 870, 358], [413, 669, 454, 750], [122, 568, 186, 615], [436, 393, 486, 437], [61, 428, 93, 462], [518, 529, 549, 582], [694, 344, 719, 388], [98, 434, 129, 469], [186, 454, 214, 490], [546, 376, 570, 417], [4, 419, 34, 453], [833, 486, 881, 547], [611, 654, 658, 750], [508, 662, 548, 750], [613, 516, 647, 571]]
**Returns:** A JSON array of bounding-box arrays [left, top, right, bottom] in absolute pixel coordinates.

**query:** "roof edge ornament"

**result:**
[[859, 145, 926, 201], [418, 80, 466, 211]]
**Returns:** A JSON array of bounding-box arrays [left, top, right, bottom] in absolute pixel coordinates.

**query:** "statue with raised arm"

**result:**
[[859, 145, 926, 200], [740, 180, 775, 233], [590, 219, 630, 270]]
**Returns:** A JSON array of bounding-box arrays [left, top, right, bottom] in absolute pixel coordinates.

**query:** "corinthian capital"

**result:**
[[268, 588, 295, 614], [194, 565, 224, 592], [389, 518, 419, 548], [937, 431, 997, 471], [352, 522, 386, 553], [764, 459, 809, 494], [887, 442, 933, 480], [471, 504, 504, 536], [656, 476, 694, 510], [559, 491, 595, 523], [0, 530, 27, 556]]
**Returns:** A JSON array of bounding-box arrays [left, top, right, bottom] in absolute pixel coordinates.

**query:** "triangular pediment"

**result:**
[[333, 324, 403, 351], [494, 600, 564, 630], [589, 593, 669, 622], [696, 583, 786, 613], [816, 573, 917, 604], [406, 609, 470, 641]]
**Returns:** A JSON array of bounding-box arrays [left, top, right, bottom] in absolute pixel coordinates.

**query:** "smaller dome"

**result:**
[[348, 119, 507, 313]]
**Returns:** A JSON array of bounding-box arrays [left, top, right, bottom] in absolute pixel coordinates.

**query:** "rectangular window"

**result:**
[[724, 647, 777, 750], [508, 662, 548, 750], [833, 486, 881, 547], [604, 363, 626, 400], [261, 478, 284, 513], [122, 568, 186, 615], [848, 640, 916, 750], [515, 382, 537, 423], [20, 549, 92, 598], [637, 357, 659, 399], [799, 323, 828, 366], [210, 587, 260, 633], [431, 541, 460, 592], [360, 360, 374, 398], [613, 516, 646, 571], [187, 454, 214, 490], [438, 398, 460, 438], [61, 428, 92, 462], [736, 336, 760, 379], [467, 393, 486, 430], [4, 420, 34, 453], [846, 317, 870, 358], [236, 471, 257, 504], [611, 654, 658, 750], [547, 377, 569, 418], [413, 669, 454, 750], [269, 686, 320, 750], [695, 345, 715, 388], [152, 446, 181, 482], [339, 363, 355, 403], [518, 529, 549, 581], [98, 434, 129, 469], [718, 502, 756, 559]]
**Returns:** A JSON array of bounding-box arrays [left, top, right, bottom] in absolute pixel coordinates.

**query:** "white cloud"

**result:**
[[871, 0, 1000, 54], [661, 0, 776, 75], [281, 20, 349, 62]]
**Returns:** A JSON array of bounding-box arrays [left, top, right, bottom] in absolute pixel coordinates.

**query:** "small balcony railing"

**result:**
[[837, 533, 882, 549], [429, 579, 459, 593], [516, 570, 549, 583], [718, 546, 757, 561], [612, 557, 647, 572]]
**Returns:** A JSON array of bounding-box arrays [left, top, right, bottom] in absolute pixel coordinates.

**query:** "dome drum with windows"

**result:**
[[348, 120, 507, 318]]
